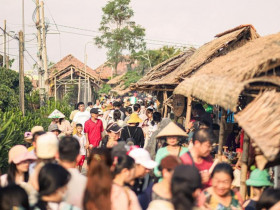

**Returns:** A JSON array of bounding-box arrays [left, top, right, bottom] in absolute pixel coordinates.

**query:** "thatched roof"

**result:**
[[174, 32, 280, 111], [131, 49, 195, 90], [107, 73, 126, 85], [110, 83, 131, 96], [235, 90, 280, 162]]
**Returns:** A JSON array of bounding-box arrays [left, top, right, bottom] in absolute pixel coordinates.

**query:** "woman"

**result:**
[[154, 122, 188, 179], [198, 162, 243, 209], [109, 110, 125, 127], [0, 184, 30, 210], [0, 145, 36, 187], [148, 165, 202, 210], [142, 108, 154, 137], [124, 106, 133, 124], [111, 155, 142, 210], [84, 148, 112, 210], [48, 109, 72, 137], [243, 169, 273, 210], [139, 155, 180, 210], [101, 122, 123, 148], [121, 113, 145, 147], [32, 163, 79, 210], [144, 112, 162, 149]]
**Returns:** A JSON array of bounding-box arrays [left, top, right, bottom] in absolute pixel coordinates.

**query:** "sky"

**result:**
[[1, 0, 280, 73]]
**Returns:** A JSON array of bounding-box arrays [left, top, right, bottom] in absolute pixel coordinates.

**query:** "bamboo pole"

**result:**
[[88, 78, 90, 103], [163, 91, 168, 118], [185, 96, 192, 129], [218, 108, 226, 161], [19, 31, 25, 116], [240, 133, 250, 200], [54, 76, 57, 106], [78, 76, 81, 102]]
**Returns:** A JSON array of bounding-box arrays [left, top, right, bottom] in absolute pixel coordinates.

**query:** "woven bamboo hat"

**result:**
[[156, 121, 188, 138], [127, 113, 143, 124], [48, 109, 65, 119]]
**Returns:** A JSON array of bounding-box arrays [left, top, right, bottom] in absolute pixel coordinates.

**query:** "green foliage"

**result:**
[[0, 100, 73, 173], [98, 84, 112, 95], [95, 0, 146, 75], [121, 70, 142, 88], [0, 67, 33, 111], [133, 46, 184, 74]]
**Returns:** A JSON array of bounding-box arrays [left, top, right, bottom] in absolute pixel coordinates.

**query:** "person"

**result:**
[[69, 103, 79, 121], [139, 156, 180, 210], [133, 103, 141, 114], [86, 102, 93, 112], [48, 109, 72, 137], [101, 122, 122, 148], [128, 148, 157, 195], [198, 162, 243, 209], [142, 108, 154, 136], [144, 112, 161, 149], [113, 101, 125, 120], [256, 188, 280, 210], [146, 118, 172, 160], [72, 102, 91, 131], [121, 113, 145, 147], [24, 126, 44, 151], [32, 163, 79, 210], [48, 124, 61, 138], [124, 106, 133, 124], [0, 184, 30, 210], [0, 145, 36, 187], [58, 136, 87, 209], [111, 155, 142, 210], [109, 109, 125, 127], [73, 124, 87, 172], [192, 104, 212, 128], [84, 148, 112, 210], [180, 128, 214, 188], [29, 132, 59, 191], [154, 122, 188, 180], [243, 169, 273, 210], [84, 108, 104, 148], [93, 99, 101, 109]]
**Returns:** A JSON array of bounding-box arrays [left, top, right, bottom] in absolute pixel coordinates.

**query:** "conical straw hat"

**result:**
[[48, 109, 65, 119], [156, 121, 188, 138], [127, 113, 143, 124]]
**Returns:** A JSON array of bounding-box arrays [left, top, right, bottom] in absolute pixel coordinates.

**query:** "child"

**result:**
[[73, 123, 87, 172]]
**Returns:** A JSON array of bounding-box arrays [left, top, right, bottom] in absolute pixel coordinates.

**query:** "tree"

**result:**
[[95, 0, 146, 75]]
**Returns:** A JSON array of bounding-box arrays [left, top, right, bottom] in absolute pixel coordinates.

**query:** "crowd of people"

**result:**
[[0, 93, 280, 210]]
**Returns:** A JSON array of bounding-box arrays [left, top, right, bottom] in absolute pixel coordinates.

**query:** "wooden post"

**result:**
[[218, 108, 226, 161], [88, 78, 90, 103], [240, 133, 250, 200], [163, 91, 168, 118], [78, 76, 81, 102], [185, 96, 192, 129], [54, 76, 57, 102], [19, 31, 25, 116], [71, 67, 73, 81]]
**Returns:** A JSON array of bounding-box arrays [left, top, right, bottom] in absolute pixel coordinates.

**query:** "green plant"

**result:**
[[98, 84, 112, 95], [122, 70, 142, 88]]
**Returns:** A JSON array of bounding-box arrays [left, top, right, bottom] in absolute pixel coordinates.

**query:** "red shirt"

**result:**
[[84, 119, 104, 147], [180, 152, 213, 188]]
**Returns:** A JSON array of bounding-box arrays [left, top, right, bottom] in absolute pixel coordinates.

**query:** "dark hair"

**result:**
[[171, 165, 202, 210], [256, 188, 280, 210], [32, 131, 46, 143], [88, 102, 93, 106], [0, 185, 30, 210], [193, 103, 205, 112], [148, 101, 154, 107], [125, 107, 132, 115], [38, 163, 70, 196], [151, 112, 162, 126], [74, 103, 78, 110], [193, 128, 214, 144], [113, 110, 121, 121], [7, 162, 29, 185], [84, 148, 112, 210], [146, 108, 154, 114], [59, 136, 80, 162], [211, 162, 234, 180], [133, 103, 141, 112], [59, 118, 64, 124], [77, 102, 84, 107], [112, 155, 135, 178], [76, 123, 83, 128], [113, 101, 121, 108]]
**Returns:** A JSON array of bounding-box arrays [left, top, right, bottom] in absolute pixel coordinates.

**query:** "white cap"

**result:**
[[36, 132, 58, 159], [128, 148, 157, 169]]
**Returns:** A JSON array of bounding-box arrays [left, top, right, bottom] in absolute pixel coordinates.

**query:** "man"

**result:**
[[113, 101, 125, 120], [59, 136, 87, 209], [86, 102, 93, 112], [84, 108, 104, 148], [72, 102, 91, 130], [133, 103, 141, 114], [128, 148, 157, 195], [180, 128, 214, 188], [192, 103, 213, 128], [93, 99, 101, 109]]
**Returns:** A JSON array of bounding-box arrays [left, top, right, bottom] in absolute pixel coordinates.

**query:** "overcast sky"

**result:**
[[1, 0, 280, 72]]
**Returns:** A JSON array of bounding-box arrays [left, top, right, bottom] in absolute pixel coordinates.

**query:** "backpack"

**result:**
[[126, 127, 138, 146]]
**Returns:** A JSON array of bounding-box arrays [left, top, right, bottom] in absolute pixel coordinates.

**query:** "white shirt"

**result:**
[[65, 168, 87, 209], [73, 111, 90, 128], [73, 134, 87, 155]]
